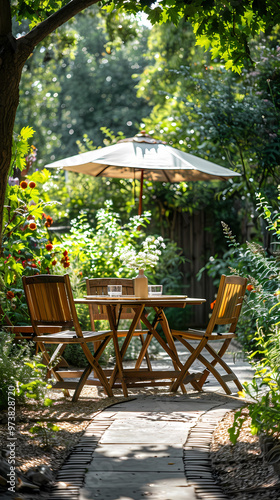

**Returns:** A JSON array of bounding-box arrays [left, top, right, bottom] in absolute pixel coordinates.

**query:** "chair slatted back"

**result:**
[[22, 274, 82, 336], [206, 275, 247, 335], [86, 278, 136, 329]]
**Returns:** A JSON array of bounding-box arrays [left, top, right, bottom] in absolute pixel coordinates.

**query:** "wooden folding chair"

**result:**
[[86, 278, 152, 370], [170, 275, 247, 394], [22, 274, 117, 401]]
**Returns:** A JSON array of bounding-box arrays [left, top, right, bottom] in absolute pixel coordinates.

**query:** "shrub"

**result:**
[[228, 189, 280, 445], [2, 167, 64, 323], [229, 323, 280, 445], [198, 218, 280, 353], [0, 332, 52, 410]]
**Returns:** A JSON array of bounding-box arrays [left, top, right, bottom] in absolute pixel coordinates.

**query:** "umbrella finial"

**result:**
[[119, 131, 165, 145]]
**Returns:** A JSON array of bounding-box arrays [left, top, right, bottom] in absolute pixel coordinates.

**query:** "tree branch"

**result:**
[[16, 0, 100, 56]]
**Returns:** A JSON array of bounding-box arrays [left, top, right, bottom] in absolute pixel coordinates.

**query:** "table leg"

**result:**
[[134, 312, 161, 370], [140, 311, 181, 365], [140, 307, 202, 392], [107, 304, 145, 395], [155, 307, 186, 394], [106, 305, 128, 397]]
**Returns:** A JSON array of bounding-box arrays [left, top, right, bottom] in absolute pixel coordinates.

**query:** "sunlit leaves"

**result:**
[[244, 9, 255, 26], [12, 0, 66, 27], [11, 0, 280, 72], [195, 34, 211, 51], [10, 126, 35, 174]]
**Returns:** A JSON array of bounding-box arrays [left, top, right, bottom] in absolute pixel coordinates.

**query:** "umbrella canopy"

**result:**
[[46, 132, 240, 215]]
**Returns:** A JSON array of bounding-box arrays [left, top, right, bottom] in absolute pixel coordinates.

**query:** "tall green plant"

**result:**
[[0, 332, 52, 410], [199, 216, 280, 352], [1, 166, 70, 323], [1, 125, 85, 325], [229, 324, 280, 445], [225, 189, 280, 444]]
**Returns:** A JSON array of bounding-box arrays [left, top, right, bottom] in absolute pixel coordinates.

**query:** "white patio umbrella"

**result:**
[[45, 132, 240, 215]]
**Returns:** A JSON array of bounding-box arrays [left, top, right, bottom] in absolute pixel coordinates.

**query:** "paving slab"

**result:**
[[101, 419, 192, 445], [74, 391, 247, 500], [93, 443, 183, 458], [89, 457, 184, 473], [80, 471, 196, 500], [91, 444, 183, 472], [76, 393, 232, 500]]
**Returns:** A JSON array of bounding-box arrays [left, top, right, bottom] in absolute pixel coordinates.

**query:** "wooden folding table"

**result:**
[[75, 295, 206, 396]]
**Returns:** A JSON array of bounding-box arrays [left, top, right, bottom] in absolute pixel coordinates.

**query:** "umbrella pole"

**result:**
[[138, 169, 144, 216]]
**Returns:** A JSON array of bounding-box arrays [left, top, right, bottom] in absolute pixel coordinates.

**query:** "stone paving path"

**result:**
[[49, 342, 254, 500], [50, 392, 246, 500]]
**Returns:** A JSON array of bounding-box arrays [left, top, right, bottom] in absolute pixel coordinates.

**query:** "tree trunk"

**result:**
[[0, 38, 25, 248]]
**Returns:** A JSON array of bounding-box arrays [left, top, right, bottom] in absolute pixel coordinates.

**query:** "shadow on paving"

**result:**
[[76, 392, 243, 500]]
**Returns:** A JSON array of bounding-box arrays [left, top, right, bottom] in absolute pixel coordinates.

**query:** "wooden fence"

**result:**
[[170, 209, 217, 327]]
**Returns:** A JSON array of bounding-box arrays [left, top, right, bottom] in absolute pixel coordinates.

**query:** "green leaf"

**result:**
[[244, 10, 255, 26], [20, 126, 35, 141], [43, 398, 53, 407], [224, 59, 233, 70], [250, 424, 259, 435], [195, 35, 211, 50]]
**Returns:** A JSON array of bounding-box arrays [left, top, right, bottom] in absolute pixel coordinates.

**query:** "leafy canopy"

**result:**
[[12, 0, 280, 72], [12, 0, 71, 28], [103, 0, 280, 72]]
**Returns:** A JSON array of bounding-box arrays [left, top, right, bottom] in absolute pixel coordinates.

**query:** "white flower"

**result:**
[[118, 235, 166, 271]]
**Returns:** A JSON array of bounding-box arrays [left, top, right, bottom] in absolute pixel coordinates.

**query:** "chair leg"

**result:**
[[202, 342, 243, 392], [54, 344, 69, 368], [194, 351, 232, 394], [199, 339, 231, 386], [38, 342, 69, 396], [201, 339, 231, 385], [70, 337, 113, 401], [199, 339, 231, 387], [35, 342, 72, 396], [170, 337, 207, 393], [51, 337, 113, 401], [92, 340, 102, 378], [49, 343, 64, 366], [196, 369, 210, 389], [175, 337, 239, 395], [83, 340, 114, 397], [72, 363, 93, 402]]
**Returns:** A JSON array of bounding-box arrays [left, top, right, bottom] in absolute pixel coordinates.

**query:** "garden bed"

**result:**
[[211, 408, 280, 499], [0, 388, 127, 476]]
